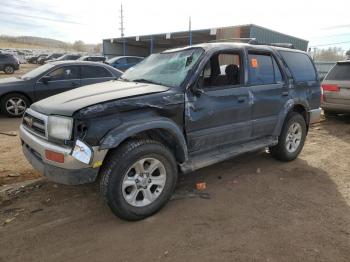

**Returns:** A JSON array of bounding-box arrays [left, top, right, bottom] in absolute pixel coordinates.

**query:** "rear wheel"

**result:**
[[270, 112, 307, 161], [1, 93, 29, 117], [100, 139, 178, 221], [4, 65, 14, 74]]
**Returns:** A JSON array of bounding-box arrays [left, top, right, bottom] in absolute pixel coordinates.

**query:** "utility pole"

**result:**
[[189, 16, 192, 46], [119, 4, 125, 38]]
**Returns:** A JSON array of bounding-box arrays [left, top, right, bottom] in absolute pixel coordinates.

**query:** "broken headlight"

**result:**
[[47, 116, 73, 140]]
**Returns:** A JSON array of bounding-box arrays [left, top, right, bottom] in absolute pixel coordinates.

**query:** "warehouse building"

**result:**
[[102, 24, 308, 58]]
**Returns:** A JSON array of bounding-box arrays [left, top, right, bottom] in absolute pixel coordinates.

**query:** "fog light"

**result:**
[[45, 150, 64, 163], [71, 139, 93, 164]]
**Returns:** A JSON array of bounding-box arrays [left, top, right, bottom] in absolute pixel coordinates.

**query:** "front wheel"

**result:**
[[4, 65, 14, 74], [100, 139, 178, 221], [1, 93, 30, 117], [270, 112, 307, 162]]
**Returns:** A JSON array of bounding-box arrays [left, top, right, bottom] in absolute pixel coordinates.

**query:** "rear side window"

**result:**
[[81, 66, 112, 78], [127, 57, 142, 64], [279, 51, 316, 82], [325, 63, 350, 80], [248, 54, 275, 85], [47, 66, 79, 81]]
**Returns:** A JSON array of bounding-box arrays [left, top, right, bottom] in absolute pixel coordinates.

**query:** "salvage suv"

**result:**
[[19, 43, 321, 220]]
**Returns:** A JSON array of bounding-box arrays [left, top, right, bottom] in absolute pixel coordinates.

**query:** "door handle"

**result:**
[[282, 91, 289, 96], [237, 96, 246, 103]]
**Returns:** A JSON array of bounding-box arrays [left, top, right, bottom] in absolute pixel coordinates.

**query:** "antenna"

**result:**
[[119, 4, 125, 38], [189, 16, 192, 46]]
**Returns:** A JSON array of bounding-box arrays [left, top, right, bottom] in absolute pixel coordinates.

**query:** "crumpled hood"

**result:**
[[31, 80, 170, 116]]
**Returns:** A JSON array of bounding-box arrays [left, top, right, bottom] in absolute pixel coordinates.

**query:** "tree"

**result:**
[[73, 40, 86, 52], [313, 47, 346, 62], [346, 50, 350, 60]]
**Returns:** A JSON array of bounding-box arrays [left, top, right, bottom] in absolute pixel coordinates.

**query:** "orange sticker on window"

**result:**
[[251, 58, 258, 68]]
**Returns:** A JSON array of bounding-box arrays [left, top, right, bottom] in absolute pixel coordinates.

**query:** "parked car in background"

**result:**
[[321, 60, 350, 116], [27, 54, 48, 64], [107, 56, 143, 71], [38, 53, 64, 65], [0, 53, 20, 74], [45, 54, 81, 63], [19, 43, 321, 220], [0, 61, 122, 117], [78, 55, 106, 63]]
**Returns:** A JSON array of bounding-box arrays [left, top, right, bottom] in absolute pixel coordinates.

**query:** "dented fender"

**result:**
[[272, 99, 309, 136], [99, 117, 188, 163]]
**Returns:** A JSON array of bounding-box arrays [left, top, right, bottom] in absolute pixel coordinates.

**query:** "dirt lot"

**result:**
[[0, 63, 38, 79], [0, 66, 350, 261]]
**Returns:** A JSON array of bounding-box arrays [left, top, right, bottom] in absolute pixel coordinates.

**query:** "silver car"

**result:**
[[322, 61, 350, 115]]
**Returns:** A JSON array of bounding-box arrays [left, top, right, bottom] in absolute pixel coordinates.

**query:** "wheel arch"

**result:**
[[99, 117, 188, 164], [0, 91, 33, 104], [273, 100, 309, 136]]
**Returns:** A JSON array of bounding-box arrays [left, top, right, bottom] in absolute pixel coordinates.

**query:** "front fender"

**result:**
[[99, 117, 188, 162]]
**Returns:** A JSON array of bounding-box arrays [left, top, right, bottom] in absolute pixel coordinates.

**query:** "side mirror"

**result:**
[[192, 82, 205, 97], [41, 75, 51, 84]]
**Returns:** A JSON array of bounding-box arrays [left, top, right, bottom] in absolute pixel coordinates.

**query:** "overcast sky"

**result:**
[[1, 0, 350, 50]]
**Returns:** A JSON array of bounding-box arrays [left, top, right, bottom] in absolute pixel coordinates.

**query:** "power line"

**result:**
[[0, 10, 82, 25], [309, 40, 350, 47]]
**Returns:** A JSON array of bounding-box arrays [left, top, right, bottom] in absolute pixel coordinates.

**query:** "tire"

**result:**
[[0, 93, 30, 117], [270, 112, 307, 162], [4, 65, 14, 74], [100, 139, 178, 221]]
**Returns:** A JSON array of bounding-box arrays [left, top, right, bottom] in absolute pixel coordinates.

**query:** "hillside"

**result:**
[[0, 35, 74, 50]]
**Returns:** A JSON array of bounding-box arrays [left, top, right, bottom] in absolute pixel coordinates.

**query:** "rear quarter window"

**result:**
[[325, 63, 350, 81], [279, 51, 317, 82]]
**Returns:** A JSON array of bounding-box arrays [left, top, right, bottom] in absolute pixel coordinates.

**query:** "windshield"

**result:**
[[20, 63, 55, 80], [122, 48, 204, 88]]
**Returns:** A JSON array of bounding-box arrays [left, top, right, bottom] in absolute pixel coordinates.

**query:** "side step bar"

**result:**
[[180, 137, 278, 174]]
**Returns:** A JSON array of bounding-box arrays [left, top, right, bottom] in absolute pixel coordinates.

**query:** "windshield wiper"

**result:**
[[133, 78, 161, 85], [118, 76, 130, 82]]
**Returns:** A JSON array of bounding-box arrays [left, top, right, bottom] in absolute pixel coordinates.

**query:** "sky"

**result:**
[[1, 0, 350, 51]]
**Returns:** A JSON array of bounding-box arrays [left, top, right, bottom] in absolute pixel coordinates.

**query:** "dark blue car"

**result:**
[[0, 61, 122, 117], [107, 56, 143, 71]]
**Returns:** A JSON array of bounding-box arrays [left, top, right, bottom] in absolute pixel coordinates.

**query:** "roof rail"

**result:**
[[268, 43, 295, 49], [209, 38, 257, 43], [208, 38, 295, 49], [250, 42, 295, 49]]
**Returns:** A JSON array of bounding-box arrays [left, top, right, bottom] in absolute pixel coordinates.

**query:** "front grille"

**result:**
[[22, 110, 47, 138]]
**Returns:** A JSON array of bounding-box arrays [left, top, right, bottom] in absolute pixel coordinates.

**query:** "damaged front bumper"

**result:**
[[19, 125, 107, 185]]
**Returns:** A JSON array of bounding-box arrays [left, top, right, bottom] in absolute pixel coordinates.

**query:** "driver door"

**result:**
[[185, 50, 252, 153], [34, 65, 81, 101]]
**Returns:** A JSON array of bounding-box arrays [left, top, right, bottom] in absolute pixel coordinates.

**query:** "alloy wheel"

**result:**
[[122, 157, 167, 207]]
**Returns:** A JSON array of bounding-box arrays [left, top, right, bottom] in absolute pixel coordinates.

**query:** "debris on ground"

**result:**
[[8, 173, 21, 177], [0, 178, 46, 203], [196, 182, 206, 190], [30, 208, 43, 214], [171, 190, 211, 201], [0, 132, 17, 137], [3, 217, 16, 226]]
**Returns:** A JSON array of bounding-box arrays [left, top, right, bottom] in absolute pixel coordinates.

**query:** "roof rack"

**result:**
[[209, 38, 295, 49], [209, 38, 257, 43]]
